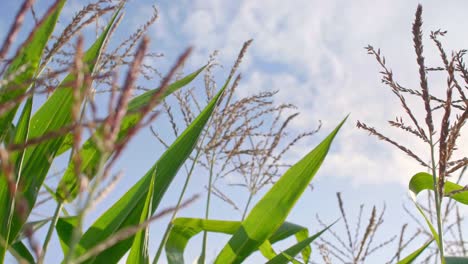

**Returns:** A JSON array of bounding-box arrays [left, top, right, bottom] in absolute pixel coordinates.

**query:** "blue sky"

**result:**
[[1, 0, 467, 263]]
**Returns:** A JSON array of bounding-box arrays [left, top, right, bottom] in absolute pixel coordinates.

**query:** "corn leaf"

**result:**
[[11, 98, 33, 167], [258, 241, 277, 260], [397, 239, 433, 264], [126, 175, 155, 264], [215, 117, 346, 263], [409, 172, 468, 205], [265, 221, 336, 264], [55, 66, 206, 202], [166, 218, 240, 264], [71, 77, 229, 264], [165, 218, 311, 264], [0, 2, 65, 261], [56, 216, 79, 255], [410, 194, 444, 264], [1, 97, 33, 261], [268, 222, 310, 263], [2, 97, 33, 251], [0, 10, 119, 258], [10, 241, 35, 264], [0, 0, 66, 140]]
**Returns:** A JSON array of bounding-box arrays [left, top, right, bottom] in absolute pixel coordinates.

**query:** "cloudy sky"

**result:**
[[136, 1, 467, 262], [1, 0, 467, 263]]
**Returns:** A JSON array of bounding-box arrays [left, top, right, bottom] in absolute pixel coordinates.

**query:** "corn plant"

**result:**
[[0, 1, 351, 263], [359, 4, 468, 264]]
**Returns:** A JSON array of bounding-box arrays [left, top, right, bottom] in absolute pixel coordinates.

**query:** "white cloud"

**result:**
[[147, 0, 467, 186]]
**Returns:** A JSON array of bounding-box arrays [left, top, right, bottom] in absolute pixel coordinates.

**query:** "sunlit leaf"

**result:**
[[409, 172, 468, 205], [73, 75, 230, 264], [165, 218, 311, 264], [127, 175, 155, 264], [10, 241, 35, 264], [0, 9, 120, 259], [214, 117, 347, 263], [397, 239, 433, 264], [56, 216, 79, 255], [265, 221, 336, 264]]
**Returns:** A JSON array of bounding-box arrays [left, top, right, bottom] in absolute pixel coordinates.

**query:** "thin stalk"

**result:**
[[241, 192, 254, 220], [429, 139, 445, 263], [152, 147, 203, 264], [38, 201, 63, 264], [152, 223, 172, 264], [199, 152, 216, 264]]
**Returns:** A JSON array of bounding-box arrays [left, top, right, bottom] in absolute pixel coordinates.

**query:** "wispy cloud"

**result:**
[[144, 0, 467, 186]]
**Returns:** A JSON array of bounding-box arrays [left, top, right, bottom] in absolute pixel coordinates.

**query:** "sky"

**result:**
[[1, 0, 467, 263]]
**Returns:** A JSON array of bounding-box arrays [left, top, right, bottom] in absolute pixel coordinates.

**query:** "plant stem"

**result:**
[[429, 140, 445, 263], [152, 224, 172, 264], [38, 201, 63, 264], [200, 153, 216, 264], [241, 193, 253, 220]]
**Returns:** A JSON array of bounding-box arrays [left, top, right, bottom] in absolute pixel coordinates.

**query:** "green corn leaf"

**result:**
[[259, 222, 311, 263], [409, 172, 468, 205], [72, 77, 229, 264], [397, 239, 433, 264], [165, 218, 310, 264], [126, 175, 155, 264], [267, 222, 310, 263], [279, 253, 298, 263], [166, 218, 241, 264], [10, 241, 35, 264], [410, 194, 444, 264], [214, 117, 347, 264], [0, 9, 120, 258], [265, 221, 336, 264], [11, 98, 33, 166], [446, 257, 468, 264], [3, 123, 16, 145], [0, 0, 66, 140], [0, 98, 33, 261], [1, 97, 33, 248], [258, 240, 277, 260], [55, 66, 206, 202], [56, 216, 79, 255]]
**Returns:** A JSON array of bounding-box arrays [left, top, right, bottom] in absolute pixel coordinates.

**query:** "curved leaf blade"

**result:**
[[410, 194, 444, 264], [126, 175, 155, 264], [397, 239, 433, 264], [10, 241, 35, 264], [215, 117, 347, 263], [266, 222, 334, 264], [165, 218, 310, 264], [409, 172, 468, 205], [265, 221, 336, 264], [56, 216, 79, 255], [166, 218, 241, 264], [2, 97, 33, 249]]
